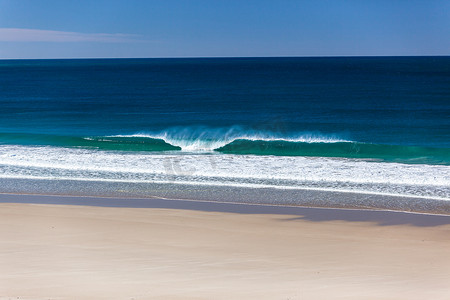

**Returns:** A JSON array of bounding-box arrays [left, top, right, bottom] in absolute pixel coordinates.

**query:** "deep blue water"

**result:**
[[0, 57, 449, 202], [0, 57, 449, 148]]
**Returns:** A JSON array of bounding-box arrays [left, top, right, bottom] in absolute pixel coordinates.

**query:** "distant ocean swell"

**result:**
[[1, 130, 449, 165]]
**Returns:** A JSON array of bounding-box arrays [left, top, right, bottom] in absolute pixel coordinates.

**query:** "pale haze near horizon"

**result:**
[[0, 0, 449, 59]]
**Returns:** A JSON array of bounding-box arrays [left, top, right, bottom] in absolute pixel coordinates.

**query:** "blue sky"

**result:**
[[0, 0, 449, 58]]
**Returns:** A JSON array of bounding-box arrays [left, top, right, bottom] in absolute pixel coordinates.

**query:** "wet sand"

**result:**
[[0, 194, 449, 299]]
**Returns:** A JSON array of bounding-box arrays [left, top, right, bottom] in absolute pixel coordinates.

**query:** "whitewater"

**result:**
[[1, 142, 449, 201]]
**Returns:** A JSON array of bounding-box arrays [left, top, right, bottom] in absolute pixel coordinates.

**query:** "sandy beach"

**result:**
[[2, 3, 450, 299], [0, 196, 449, 300]]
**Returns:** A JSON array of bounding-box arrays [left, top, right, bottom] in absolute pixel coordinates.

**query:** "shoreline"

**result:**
[[1, 192, 449, 227], [1, 177, 449, 215]]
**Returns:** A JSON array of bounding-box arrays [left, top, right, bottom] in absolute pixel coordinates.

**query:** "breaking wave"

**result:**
[[1, 126, 449, 164]]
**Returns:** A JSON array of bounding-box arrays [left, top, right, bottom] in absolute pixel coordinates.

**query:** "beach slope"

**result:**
[[1, 202, 449, 300]]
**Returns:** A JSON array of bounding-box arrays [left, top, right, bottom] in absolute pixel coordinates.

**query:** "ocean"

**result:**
[[0, 57, 449, 212]]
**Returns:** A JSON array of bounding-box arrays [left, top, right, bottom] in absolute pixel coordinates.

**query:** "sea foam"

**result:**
[[1, 144, 449, 200]]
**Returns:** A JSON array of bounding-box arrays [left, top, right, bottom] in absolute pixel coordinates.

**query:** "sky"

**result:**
[[0, 0, 449, 59]]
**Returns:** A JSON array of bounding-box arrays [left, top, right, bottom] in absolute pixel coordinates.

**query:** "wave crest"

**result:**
[[114, 126, 348, 151], [2, 128, 450, 164]]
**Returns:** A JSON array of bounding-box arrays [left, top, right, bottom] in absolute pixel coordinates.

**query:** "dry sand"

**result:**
[[0, 201, 449, 300]]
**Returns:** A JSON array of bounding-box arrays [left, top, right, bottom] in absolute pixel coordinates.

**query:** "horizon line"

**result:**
[[1, 54, 449, 61]]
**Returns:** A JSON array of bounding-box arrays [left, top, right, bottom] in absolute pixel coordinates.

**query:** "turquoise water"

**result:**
[[0, 57, 449, 201], [1, 131, 449, 165]]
